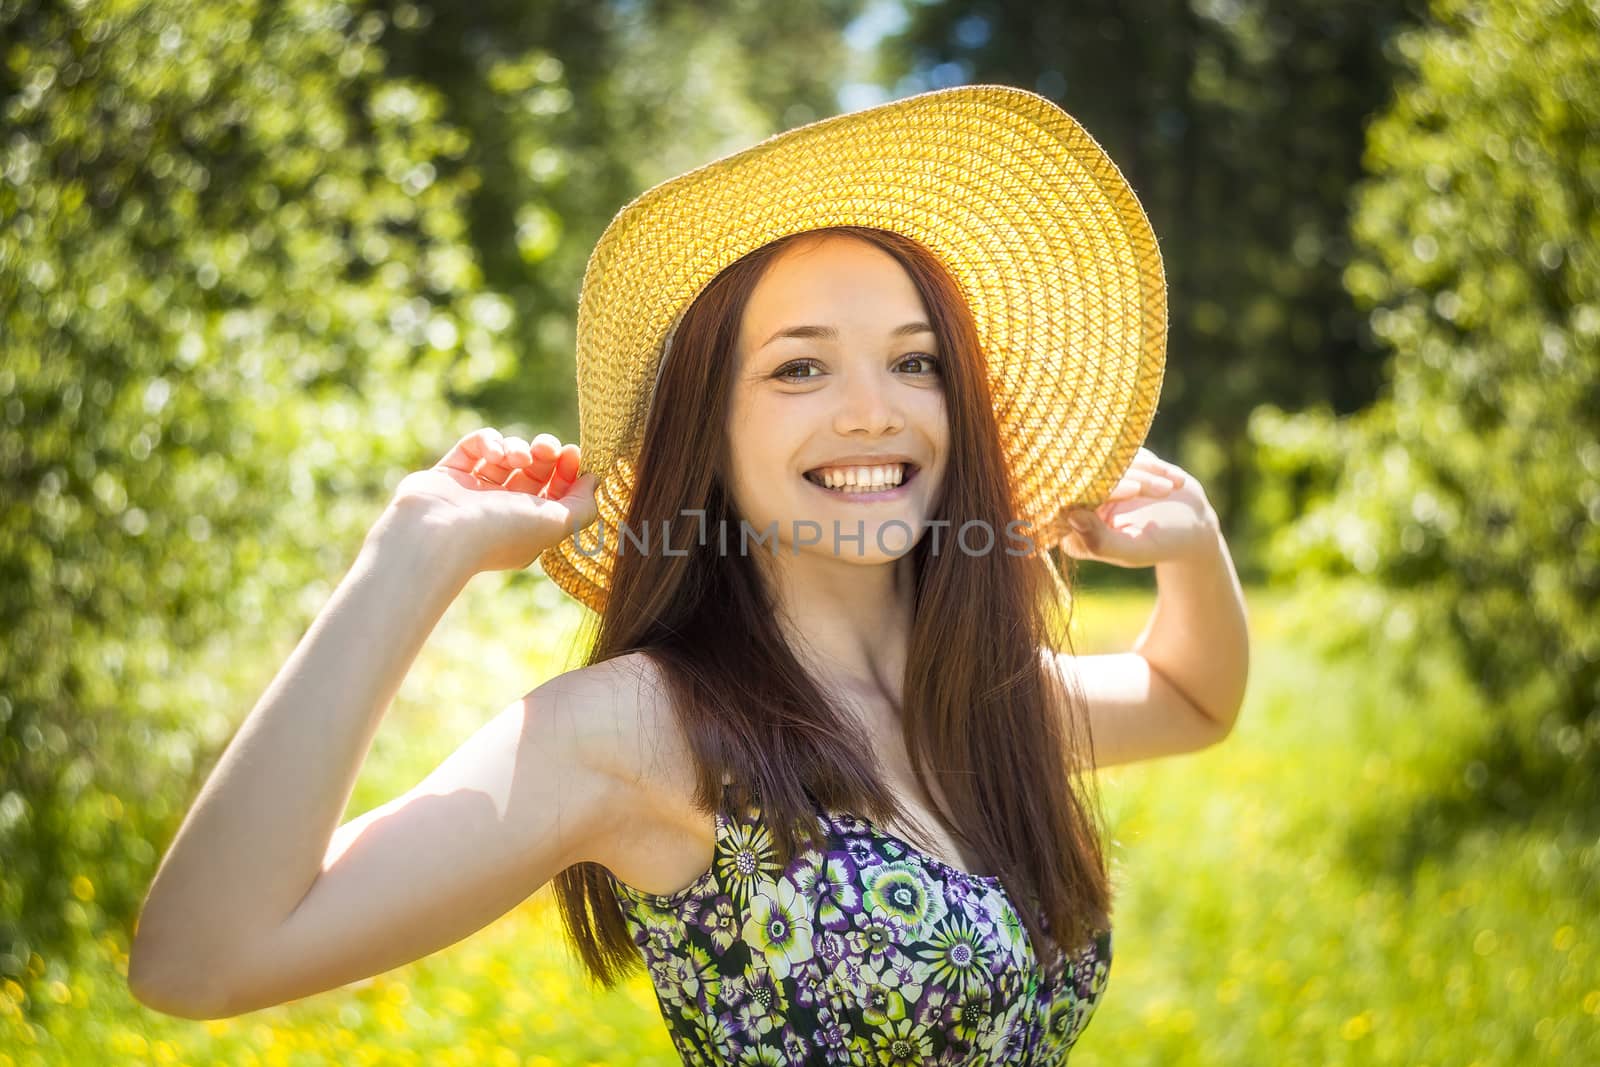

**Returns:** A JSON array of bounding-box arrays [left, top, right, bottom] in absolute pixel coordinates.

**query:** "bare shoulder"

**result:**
[[539, 651, 708, 868], [541, 651, 690, 787]]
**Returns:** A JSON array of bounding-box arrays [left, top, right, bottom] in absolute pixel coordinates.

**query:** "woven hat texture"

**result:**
[[537, 83, 1167, 614]]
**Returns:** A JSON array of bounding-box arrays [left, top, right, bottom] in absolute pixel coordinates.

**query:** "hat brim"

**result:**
[[539, 83, 1166, 614]]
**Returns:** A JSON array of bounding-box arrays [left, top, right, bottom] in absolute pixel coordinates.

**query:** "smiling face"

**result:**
[[723, 233, 950, 564]]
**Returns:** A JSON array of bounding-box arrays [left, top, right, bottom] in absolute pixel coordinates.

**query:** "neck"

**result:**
[[759, 548, 918, 705]]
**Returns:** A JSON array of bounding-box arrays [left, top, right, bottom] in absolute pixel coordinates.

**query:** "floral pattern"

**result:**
[[608, 783, 1113, 1065]]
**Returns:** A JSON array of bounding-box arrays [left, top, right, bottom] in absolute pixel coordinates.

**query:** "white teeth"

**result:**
[[812, 463, 906, 491]]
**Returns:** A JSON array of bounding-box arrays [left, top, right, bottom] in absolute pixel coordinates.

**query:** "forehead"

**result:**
[[737, 236, 927, 353]]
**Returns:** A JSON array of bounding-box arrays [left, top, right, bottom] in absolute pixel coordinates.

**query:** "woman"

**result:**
[[129, 85, 1249, 1063]]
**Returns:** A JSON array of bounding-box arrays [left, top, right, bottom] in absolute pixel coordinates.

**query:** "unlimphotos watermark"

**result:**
[[566, 513, 1039, 559]]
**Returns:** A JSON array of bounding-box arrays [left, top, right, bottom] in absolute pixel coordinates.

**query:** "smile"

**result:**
[[801, 463, 920, 502]]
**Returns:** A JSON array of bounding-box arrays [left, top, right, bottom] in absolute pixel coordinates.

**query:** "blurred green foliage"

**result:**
[[1248, 0, 1600, 790], [0, 0, 517, 990]]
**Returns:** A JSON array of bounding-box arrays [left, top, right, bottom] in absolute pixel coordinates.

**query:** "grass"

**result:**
[[2, 573, 1596, 1064]]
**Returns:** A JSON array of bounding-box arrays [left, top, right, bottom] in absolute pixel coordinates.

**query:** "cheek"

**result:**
[[729, 396, 804, 475], [720, 440, 788, 519]]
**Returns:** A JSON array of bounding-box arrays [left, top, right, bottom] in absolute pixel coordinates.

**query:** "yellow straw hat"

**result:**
[[537, 83, 1167, 615]]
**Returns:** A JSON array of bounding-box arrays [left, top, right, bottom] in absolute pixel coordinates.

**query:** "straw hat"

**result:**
[[537, 83, 1167, 614]]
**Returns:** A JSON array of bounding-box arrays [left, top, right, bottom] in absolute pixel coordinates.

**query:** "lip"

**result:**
[[802, 464, 920, 502], [804, 454, 920, 470]]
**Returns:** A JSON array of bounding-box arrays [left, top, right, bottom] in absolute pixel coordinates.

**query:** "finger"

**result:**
[[1142, 453, 1188, 487], [478, 445, 532, 484], [471, 430, 516, 482], [441, 427, 507, 474], [1068, 508, 1142, 563], [1059, 522, 1095, 560], [471, 427, 508, 461], [549, 472, 601, 532], [1063, 517, 1123, 561], [473, 455, 516, 484], [502, 466, 545, 495], [508, 434, 565, 490], [554, 470, 598, 510], [1146, 473, 1177, 494], [541, 444, 582, 500], [490, 433, 558, 492], [1064, 508, 1100, 546], [1126, 447, 1187, 487], [501, 436, 533, 468], [1159, 463, 1187, 487], [1059, 530, 1090, 560], [558, 442, 581, 478], [1107, 472, 1171, 501]]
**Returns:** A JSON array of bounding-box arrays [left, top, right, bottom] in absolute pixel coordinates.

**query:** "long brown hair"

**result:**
[[552, 225, 1112, 988]]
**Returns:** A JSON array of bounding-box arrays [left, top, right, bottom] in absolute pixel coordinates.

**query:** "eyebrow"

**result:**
[[758, 321, 936, 350]]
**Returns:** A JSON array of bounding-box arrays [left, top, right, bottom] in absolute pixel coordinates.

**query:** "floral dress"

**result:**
[[607, 777, 1113, 1065]]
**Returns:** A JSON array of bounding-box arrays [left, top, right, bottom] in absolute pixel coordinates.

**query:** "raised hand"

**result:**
[[389, 427, 599, 574], [1059, 447, 1218, 569]]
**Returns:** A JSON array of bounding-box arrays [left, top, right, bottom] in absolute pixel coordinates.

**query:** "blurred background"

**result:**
[[2, 0, 1596, 1062]]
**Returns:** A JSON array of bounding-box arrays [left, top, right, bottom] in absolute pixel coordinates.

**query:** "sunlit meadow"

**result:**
[[2, 576, 1595, 1064]]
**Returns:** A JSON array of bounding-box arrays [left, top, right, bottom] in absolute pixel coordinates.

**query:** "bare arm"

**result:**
[[1050, 449, 1251, 767], [127, 501, 477, 1013], [1059, 650, 1233, 768], [128, 426, 603, 1017], [1134, 512, 1250, 732]]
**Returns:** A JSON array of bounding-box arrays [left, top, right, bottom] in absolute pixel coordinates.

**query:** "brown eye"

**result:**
[[775, 359, 821, 382], [900, 353, 942, 375]]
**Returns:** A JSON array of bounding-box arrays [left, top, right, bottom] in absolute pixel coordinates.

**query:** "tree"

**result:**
[[0, 0, 514, 984], [1250, 0, 1600, 796]]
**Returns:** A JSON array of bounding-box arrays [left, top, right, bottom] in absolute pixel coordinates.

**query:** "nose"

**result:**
[[832, 365, 905, 437]]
